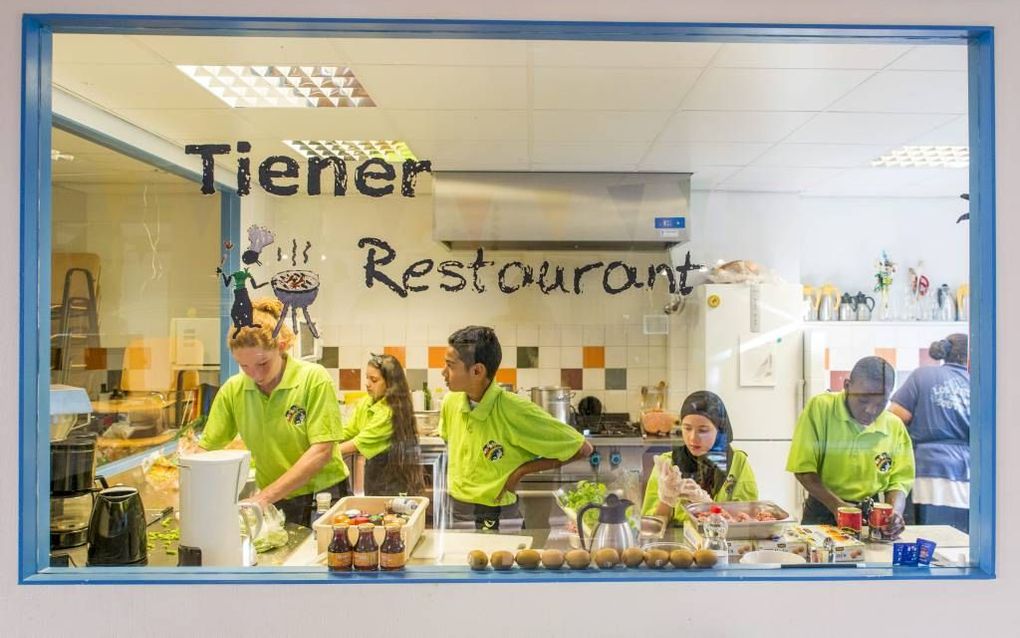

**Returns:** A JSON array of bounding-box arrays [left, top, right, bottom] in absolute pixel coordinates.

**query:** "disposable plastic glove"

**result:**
[[655, 456, 684, 507], [678, 478, 713, 504]]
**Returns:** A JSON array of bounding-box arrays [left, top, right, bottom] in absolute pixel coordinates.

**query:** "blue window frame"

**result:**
[[19, 15, 995, 584]]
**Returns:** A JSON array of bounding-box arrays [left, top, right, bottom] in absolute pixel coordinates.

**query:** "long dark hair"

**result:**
[[369, 354, 425, 495], [671, 390, 735, 495]]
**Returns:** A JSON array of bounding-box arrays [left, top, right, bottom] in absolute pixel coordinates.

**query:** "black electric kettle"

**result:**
[[87, 486, 148, 566]]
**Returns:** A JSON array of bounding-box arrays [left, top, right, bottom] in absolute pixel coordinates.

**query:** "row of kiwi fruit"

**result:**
[[467, 547, 717, 571]]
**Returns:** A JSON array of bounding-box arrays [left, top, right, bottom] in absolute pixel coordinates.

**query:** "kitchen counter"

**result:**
[[419, 433, 687, 448]]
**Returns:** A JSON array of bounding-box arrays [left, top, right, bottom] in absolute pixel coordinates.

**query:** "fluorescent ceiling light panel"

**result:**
[[283, 140, 417, 162], [871, 145, 969, 168], [177, 65, 375, 108]]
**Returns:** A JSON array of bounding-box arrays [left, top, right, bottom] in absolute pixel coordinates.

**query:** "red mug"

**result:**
[[837, 506, 863, 535]]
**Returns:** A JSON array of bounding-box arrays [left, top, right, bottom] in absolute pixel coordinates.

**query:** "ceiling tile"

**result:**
[[54, 34, 167, 65], [427, 140, 530, 171], [788, 112, 958, 145], [113, 108, 258, 141], [53, 64, 226, 110], [752, 143, 893, 168], [888, 45, 968, 71], [660, 111, 814, 143], [392, 110, 527, 141], [532, 110, 672, 142], [238, 109, 395, 140], [712, 43, 910, 69], [690, 166, 742, 190], [530, 41, 721, 67], [829, 71, 967, 113], [332, 38, 527, 66], [639, 142, 770, 170], [681, 68, 873, 111], [906, 115, 969, 146], [131, 35, 342, 65], [531, 142, 649, 168], [533, 68, 701, 111], [803, 166, 968, 197], [716, 166, 843, 192], [352, 65, 527, 109]]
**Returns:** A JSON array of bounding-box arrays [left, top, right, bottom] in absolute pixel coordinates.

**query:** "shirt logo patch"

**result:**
[[875, 452, 893, 473], [482, 440, 504, 461], [285, 404, 307, 426]]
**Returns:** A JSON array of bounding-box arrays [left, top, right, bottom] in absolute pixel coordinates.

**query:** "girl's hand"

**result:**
[[678, 478, 712, 504]]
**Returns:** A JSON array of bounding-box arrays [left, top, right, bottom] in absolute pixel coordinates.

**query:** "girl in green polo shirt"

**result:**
[[338, 353, 424, 496], [642, 391, 758, 526], [199, 299, 350, 527]]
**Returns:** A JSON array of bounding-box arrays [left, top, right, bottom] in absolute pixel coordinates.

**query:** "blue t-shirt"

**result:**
[[891, 363, 970, 482]]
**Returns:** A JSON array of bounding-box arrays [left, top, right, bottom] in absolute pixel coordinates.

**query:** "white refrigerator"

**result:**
[[677, 283, 805, 515]]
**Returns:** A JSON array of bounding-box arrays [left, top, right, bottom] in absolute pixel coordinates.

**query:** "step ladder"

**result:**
[[51, 266, 101, 391]]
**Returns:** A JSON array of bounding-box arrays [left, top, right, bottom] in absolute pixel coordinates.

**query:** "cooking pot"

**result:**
[[50, 434, 97, 494], [530, 386, 574, 425]]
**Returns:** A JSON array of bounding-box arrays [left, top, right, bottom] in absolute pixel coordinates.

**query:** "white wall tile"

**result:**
[[648, 333, 667, 347], [362, 323, 384, 345], [668, 388, 688, 411], [668, 324, 689, 347], [539, 324, 561, 346], [383, 323, 406, 345], [517, 323, 539, 345], [628, 346, 650, 367], [626, 324, 649, 346], [561, 346, 583, 368], [583, 325, 605, 345], [338, 324, 361, 347], [829, 347, 857, 371], [561, 324, 583, 347], [494, 321, 517, 346], [501, 347, 518, 368], [605, 325, 628, 346], [340, 347, 365, 368], [427, 369, 446, 389], [627, 367, 649, 389], [405, 323, 428, 346], [539, 368, 561, 386], [649, 346, 667, 368], [897, 347, 920, 370], [539, 346, 561, 368], [605, 346, 627, 368], [427, 323, 450, 345], [517, 368, 539, 390], [604, 390, 627, 412], [583, 368, 606, 390], [669, 347, 689, 373], [405, 346, 427, 369], [648, 367, 668, 386]]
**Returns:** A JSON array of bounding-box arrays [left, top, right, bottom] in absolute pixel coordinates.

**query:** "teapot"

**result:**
[[577, 493, 636, 553], [817, 284, 840, 321], [854, 292, 876, 321], [838, 293, 856, 321]]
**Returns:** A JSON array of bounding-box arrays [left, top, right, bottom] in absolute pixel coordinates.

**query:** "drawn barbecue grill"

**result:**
[[271, 269, 320, 339]]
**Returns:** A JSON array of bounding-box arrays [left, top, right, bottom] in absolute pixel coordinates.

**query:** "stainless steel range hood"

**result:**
[[433, 172, 691, 251]]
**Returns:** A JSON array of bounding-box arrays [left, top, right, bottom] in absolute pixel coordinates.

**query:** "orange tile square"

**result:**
[[84, 347, 107, 370], [384, 346, 406, 368], [875, 347, 897, 368], [339, 369, 362, 391], [428, 346, 448, 369], [583, 346, 605, 368], [824, 347, 830, 370], [495, 368, 517, 388]]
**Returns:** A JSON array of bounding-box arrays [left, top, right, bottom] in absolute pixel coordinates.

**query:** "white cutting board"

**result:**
[[411, 531, 533, 566]]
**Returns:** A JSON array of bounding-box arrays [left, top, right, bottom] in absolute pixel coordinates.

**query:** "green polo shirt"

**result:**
[[786, 391, 915, 502], [340, 396, 393, 460], [439, 381, 586, 507], [641, 450, 758, 525], [200, 355, 349, 498]]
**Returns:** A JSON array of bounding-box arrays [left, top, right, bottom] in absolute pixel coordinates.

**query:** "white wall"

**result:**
[[2, 3, 1016, 638]]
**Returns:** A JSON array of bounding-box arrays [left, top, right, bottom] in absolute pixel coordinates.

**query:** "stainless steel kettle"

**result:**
[[838, 293, 856, 321], [936, 284, 957, 321], [577, 494, 636, 553], [817, 284, 840, 321], [854, 292, 876, 321]]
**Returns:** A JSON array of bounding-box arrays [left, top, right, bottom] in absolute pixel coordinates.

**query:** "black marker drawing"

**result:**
[[218, 225, 275, 338], [303, 241, 312, 264], [270, 269, 321, 340]]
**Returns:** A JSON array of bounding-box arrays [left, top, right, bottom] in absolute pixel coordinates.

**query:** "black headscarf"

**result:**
[[671, 390, 735, 496]]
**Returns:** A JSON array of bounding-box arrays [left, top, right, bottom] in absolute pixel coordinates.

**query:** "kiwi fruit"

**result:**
[[541, 549, 565, 570], [593, 547, 620, 569], [669, 548, 695, 569], [565, 548, 591, 569], [644, 548, 670, 569], [515, 549, 542, 570], [694, 548, 718, 568], [467, 549, 489, 571], [621, 547, 645, 568], [490, 550, 515, 570]]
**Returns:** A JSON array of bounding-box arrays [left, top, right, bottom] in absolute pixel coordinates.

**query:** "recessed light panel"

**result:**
[[177, 65, 375, 108], [871, 145, 969, 168], [283, 140, 417, 163]]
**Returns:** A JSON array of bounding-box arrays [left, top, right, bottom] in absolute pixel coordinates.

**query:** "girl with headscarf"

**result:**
[[642, 390, 758, 526]]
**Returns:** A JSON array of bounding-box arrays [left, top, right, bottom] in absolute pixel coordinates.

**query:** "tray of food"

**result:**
[[683, 501, 793, 540]]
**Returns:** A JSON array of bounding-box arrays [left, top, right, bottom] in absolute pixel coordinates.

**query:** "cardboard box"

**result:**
[[794, 525, 866, 563], [312, 496, 429, 560]]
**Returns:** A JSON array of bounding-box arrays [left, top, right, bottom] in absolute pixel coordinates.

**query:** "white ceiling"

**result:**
[[50, 35, 969, 196]]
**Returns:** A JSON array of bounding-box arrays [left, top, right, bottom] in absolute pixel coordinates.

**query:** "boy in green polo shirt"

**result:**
[[786, 356, 915, 538], [439, 326, 594, 530]]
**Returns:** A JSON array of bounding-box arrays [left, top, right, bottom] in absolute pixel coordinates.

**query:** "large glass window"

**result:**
[[25, 19, 991, 582]]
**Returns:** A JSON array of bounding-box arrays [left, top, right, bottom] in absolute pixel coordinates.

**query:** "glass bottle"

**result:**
[[379, 523, 406, 571], [327, 523, 353, 572], [422, 381, 432, 411], [353, 522, 379, 571]]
